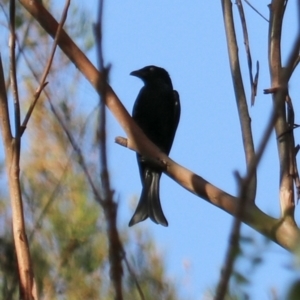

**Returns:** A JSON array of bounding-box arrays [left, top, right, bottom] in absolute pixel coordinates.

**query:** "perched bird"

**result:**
[[129, 65, 181, 227]]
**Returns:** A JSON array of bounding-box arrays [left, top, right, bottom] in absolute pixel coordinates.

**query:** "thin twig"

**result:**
[[123, 256, 146, 300], [236, 0, 258, 105], [17, 37, 101, 243], [21, 0, 71, 135], [244, 0, 269, 22], [94, 1, 124, 299], [16, 24, 104, 212], [0, 2, 34, 90]]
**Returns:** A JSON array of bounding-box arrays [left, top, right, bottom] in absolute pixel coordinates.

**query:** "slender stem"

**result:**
[[94, 1, 124, 299], [8, 1, 37, 299], [21, 0, 71, 135], [236, 0, 258, 105], [243, 0, 269, 22], [221, 0, 256, 202]]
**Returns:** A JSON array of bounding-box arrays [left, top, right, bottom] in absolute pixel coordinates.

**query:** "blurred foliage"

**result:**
[[0, 1, 182, 299], [286, 279, 300, 300]]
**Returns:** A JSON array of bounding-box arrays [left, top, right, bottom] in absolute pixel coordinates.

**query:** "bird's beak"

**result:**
[[130, 69, 143, 78]]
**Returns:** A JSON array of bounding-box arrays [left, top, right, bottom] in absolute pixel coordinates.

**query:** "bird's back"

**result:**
[[132, 84, 179, 154]]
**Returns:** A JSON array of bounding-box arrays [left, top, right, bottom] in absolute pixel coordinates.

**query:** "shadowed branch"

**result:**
[[19, 0, 300, 253]]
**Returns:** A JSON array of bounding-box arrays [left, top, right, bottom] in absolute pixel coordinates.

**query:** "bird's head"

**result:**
[[130, 65, 172, 86]]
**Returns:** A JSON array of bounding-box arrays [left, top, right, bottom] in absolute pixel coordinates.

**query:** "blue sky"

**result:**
[[57, 0, 300, 299]]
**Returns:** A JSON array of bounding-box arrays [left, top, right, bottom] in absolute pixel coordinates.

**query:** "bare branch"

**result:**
[[215, 76, 287, 300], [94, 0, 124, 298], [215, 2, 290, 294], [18, 0, 300, 251], [2, 4, 35, 91], [221, 0, 257, 202], [236, 0, 258, 105], [7, 1, 37, 298], [21, 0, 71, 135], [268, 0, 295, 218]]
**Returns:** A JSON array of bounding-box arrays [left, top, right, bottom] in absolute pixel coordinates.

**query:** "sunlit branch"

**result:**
[[215, 0, 257, 297], [221, 0, 256, 203], [268, 0, 295, 218], [19, 0, 300, 252], [7, 1, 37, 299]]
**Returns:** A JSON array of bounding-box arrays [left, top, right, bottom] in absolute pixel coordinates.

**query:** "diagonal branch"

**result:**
[[19, 0, 300, 251], [243, 0, 269, 22], [21, 0, 71, 135]]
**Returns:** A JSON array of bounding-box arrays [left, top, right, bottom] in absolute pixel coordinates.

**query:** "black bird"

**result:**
[[129, 65, 180, 227]]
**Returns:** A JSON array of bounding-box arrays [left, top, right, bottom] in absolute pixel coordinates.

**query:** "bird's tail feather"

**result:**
[[129, 171, 168, 227]]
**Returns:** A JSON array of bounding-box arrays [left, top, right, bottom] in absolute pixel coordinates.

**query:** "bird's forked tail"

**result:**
[[129, 170, 168, 227]]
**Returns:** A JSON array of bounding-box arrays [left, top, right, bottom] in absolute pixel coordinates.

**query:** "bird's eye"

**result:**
[[149, 67, 155, 72]]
